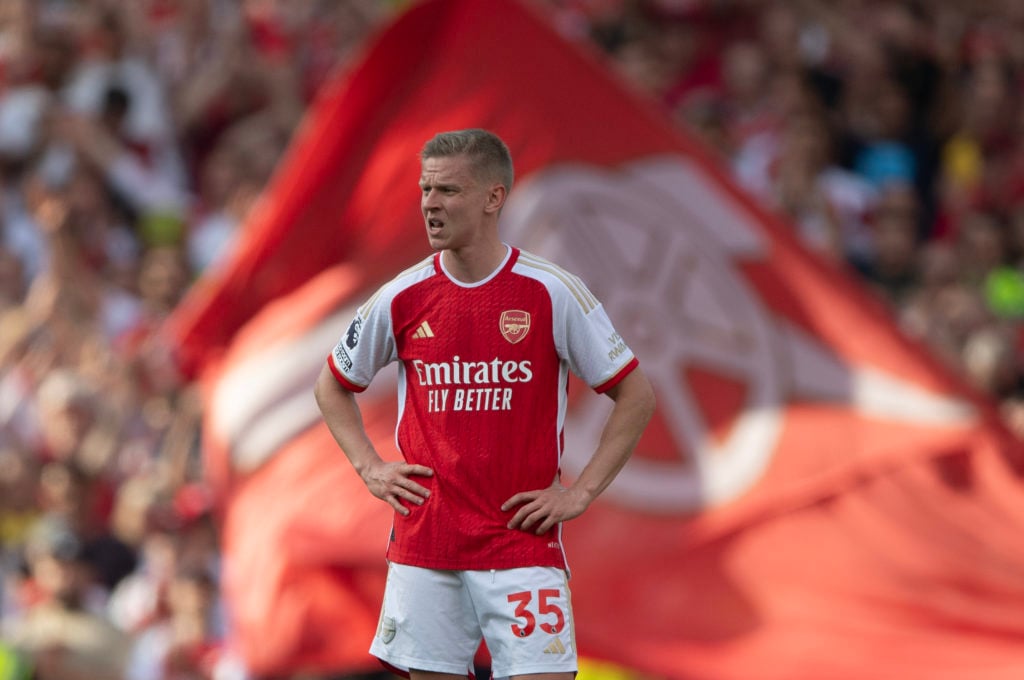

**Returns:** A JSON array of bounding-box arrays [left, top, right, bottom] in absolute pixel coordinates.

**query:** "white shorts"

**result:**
[[370, 563, 577, 678]]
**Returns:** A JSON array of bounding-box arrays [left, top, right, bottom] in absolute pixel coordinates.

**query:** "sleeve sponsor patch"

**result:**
[[607, 331, 628, 362], [333, 343, 353, 371], [345, 317, 363, 349]]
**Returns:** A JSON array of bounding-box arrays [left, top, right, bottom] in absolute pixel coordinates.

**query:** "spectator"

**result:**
[[124, 565, 224, 680], [0, 446, 40, 562], [62, 4, 187, 193], [5, 517, 131, 680], [854, 181, 922, 308], [737, 104, 878, 262]]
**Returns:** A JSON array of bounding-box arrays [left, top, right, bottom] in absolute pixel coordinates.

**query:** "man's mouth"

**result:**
[[427, 218, 444, 232]]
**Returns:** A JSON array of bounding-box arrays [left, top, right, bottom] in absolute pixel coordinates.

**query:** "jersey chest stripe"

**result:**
[[517, 253, 598, 312]]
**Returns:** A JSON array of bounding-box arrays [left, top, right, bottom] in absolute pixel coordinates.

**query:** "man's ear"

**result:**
[[484, 184, 507, 214]]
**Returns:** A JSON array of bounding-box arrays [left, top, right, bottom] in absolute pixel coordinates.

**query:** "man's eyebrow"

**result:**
[[419, 180, 459, 189]]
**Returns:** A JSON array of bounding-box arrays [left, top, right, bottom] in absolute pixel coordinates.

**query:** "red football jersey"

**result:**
[[327, 246, 637, 570]]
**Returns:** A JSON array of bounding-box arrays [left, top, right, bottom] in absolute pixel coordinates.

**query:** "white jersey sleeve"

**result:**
[[561, 297, 635, 391], [514, 251, 636, 392], [328, 257, 435, 392]]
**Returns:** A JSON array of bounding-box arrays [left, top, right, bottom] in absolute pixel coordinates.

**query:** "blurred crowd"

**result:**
[[1, 0, 1024, 679], [0, 1, 388, 679]]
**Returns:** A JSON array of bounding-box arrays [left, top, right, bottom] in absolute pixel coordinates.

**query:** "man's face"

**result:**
[[419, 154, 498, 252]]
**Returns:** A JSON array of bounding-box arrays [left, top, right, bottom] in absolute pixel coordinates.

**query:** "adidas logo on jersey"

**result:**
[[543, 638, 567, 655], [412, 321, 435, 339]]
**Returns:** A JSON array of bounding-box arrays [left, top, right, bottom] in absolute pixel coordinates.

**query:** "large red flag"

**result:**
[[165, 0, 1024, 677]]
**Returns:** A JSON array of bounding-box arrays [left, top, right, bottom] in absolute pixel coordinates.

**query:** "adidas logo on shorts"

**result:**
[[543, 638, 567, 654]]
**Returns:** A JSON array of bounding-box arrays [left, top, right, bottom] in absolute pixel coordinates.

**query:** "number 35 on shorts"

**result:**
[[507, 588, 566, 637]]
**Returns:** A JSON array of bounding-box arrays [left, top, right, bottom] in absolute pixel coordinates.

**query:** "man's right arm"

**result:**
[[314, 363, 433, 515]]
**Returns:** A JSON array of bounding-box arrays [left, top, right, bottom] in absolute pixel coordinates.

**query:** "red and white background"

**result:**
[[163, 0, 1024, 678]]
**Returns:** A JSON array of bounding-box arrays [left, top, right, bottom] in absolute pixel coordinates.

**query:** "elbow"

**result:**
[[623, 368, 656, 429], [638, 373, 657, 427]]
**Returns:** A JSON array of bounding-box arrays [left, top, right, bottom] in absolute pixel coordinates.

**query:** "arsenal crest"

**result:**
[[500, 310, 531, 344]]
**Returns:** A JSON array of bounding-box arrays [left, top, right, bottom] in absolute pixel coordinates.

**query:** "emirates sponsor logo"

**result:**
[[411, 356, 533, 386], [500, 310, 530, 344], [413, 355, 533, 413]]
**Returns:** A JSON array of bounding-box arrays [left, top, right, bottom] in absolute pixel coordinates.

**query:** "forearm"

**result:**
[[502, 368, 655, 533], [313, 363, 384, 477], [568, 369, 656, 505], [314, 362, 434, 513]]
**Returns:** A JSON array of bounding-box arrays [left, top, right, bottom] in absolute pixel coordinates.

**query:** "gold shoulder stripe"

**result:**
[[517, 251, 598, 312], [359, 256, 434, 316], [518, 252, 597, 311], [398, 255, 436, 278]]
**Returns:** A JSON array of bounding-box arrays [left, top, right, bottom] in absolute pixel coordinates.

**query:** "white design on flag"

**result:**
[[501, 156, 976, 513], [210, 304, 397, 473]]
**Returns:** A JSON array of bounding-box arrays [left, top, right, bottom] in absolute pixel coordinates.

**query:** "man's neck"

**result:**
[[442, 242, 509, 283]]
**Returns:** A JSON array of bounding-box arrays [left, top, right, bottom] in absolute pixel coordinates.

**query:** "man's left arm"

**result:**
[[502, 367, 655, 534]]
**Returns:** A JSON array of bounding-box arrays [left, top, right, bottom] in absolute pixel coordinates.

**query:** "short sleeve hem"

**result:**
[[326, 356, 369, 393], [593, 357, 639, 394]]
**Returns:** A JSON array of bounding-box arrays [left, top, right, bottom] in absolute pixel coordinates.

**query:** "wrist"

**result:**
[[566, 481, 597, 509], [350, 450, 383, 478]]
